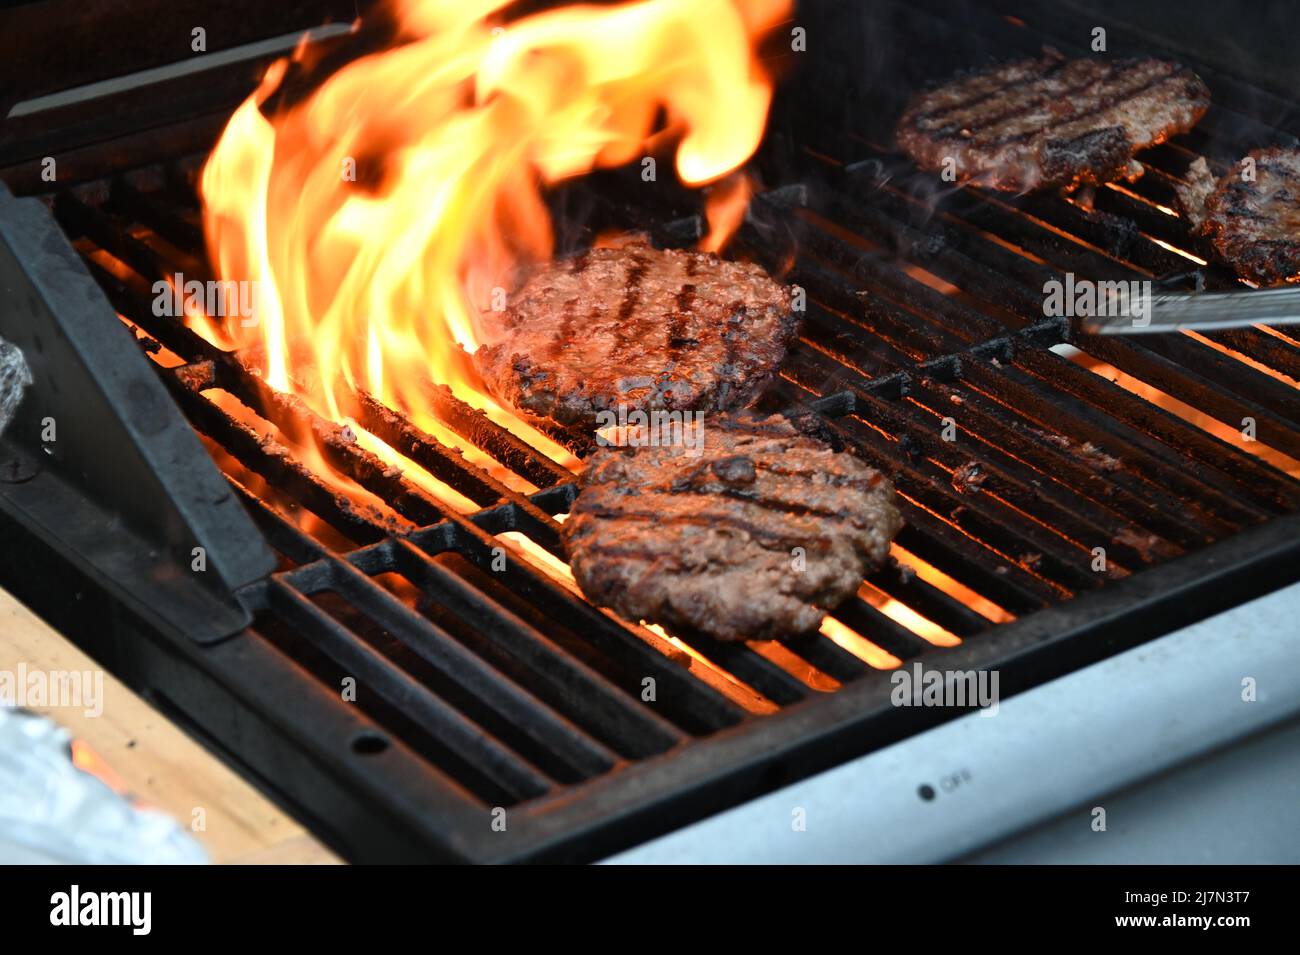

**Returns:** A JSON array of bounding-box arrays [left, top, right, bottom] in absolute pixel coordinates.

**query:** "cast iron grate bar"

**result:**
[[266, 574, 556, 803], [293, 555, 625, 781]]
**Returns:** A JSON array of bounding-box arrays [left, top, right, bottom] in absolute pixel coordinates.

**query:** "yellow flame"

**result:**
[[199, 0, 787, 473]]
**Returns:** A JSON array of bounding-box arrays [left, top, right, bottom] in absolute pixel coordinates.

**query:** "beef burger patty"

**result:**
[[561, 413, 902, 642], [896, 56, 1210, 193], [1181, 147, 1300, 285], [474, 242, 797, 430]]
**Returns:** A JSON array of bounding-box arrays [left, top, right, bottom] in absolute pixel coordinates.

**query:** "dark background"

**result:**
[[1058, 0, 1299, 101]]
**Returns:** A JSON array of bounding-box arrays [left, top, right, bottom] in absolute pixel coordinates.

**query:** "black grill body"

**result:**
[[1, 0, 1299, 862]]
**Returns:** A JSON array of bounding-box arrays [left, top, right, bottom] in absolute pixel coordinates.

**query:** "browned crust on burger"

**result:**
[[1174, 156, 1217, 232], [895, 56, 1210, 193], [561, 413, 903, 642], [1197, 147, 1300, 285], [474, 242, 798, 430]]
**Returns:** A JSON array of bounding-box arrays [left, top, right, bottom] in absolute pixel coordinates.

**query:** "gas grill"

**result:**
[[2, 0, 1299, 863]]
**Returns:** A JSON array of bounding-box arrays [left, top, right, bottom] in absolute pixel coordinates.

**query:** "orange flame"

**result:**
[[198, 0, 788, 469], [699, 171, 754, 253]]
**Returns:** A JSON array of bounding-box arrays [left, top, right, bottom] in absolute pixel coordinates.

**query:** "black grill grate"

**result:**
[[16, 0, 1300, 860]]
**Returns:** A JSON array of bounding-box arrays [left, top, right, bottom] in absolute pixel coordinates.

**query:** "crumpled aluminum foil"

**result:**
[[0, 337, 33, 438], [0, 707, 208, 864]]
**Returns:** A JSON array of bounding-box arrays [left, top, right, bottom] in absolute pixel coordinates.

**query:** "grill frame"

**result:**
[[3, 0, 1300, 862]]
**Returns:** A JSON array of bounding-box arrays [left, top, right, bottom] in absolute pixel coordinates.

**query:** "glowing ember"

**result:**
[[860, 583, 960, 647], [890, 543, 1013, 625], [819, 617, 901, 670], [198, 0, 789, 473]]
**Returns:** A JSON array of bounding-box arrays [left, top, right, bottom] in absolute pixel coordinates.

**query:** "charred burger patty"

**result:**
[[561, 413, 902, 642], [474, 242, 797, 430], [1178, 148, 1300, 285], [896, 56, 1210, 193]]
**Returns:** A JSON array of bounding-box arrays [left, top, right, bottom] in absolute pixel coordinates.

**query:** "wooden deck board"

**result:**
[[0, 586, 339, 864]]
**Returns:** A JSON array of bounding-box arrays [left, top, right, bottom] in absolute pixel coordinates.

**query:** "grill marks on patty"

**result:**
[[544, 297, 581, 363], [1182, 147, 1300, 285], [896, 56, 1210, 193], [667, 283, 697, 355], [605, 248, 654, 367], [561, 414, 903, 642], [474, 242, 797, 429]]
